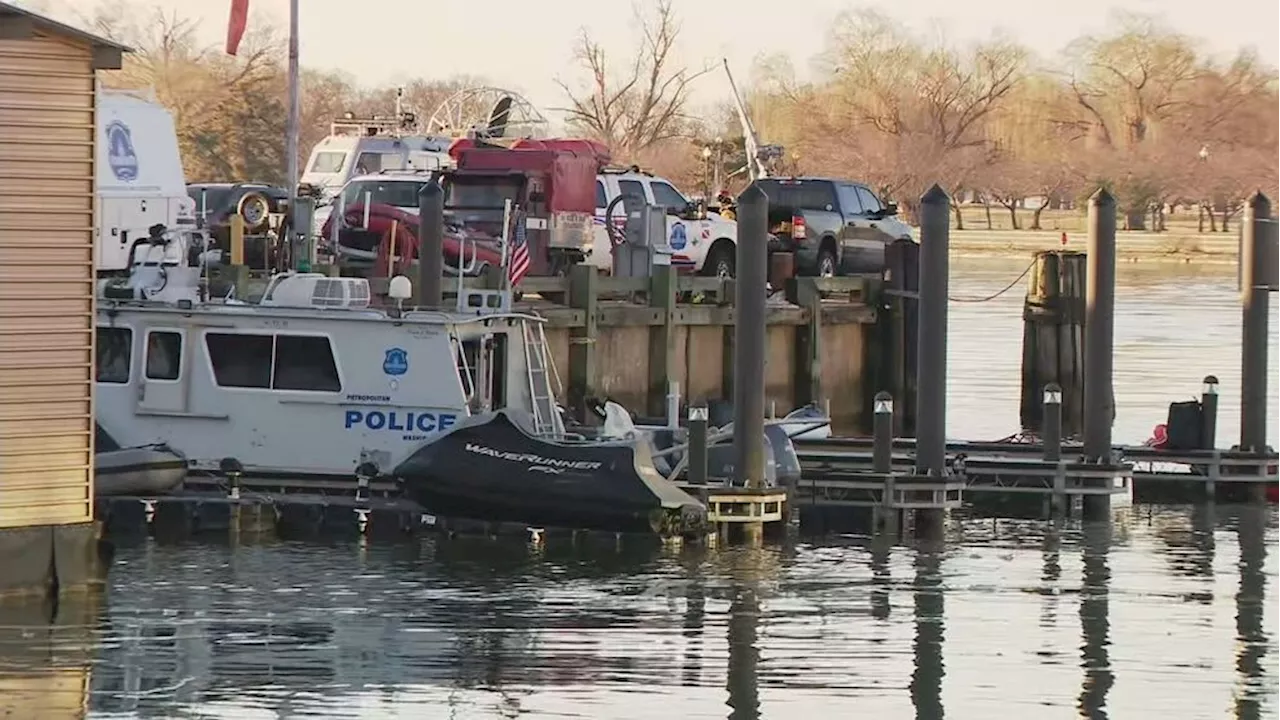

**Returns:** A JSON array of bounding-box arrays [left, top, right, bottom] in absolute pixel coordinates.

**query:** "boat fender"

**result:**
[[355, 461, 379, 503], [220, 457, 244, 499]]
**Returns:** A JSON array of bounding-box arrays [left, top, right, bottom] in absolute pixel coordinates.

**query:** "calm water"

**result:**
[[1, 259, 1277, 720]]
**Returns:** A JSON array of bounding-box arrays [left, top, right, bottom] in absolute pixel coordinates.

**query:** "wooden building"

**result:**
[[0, 2, 127, 592]]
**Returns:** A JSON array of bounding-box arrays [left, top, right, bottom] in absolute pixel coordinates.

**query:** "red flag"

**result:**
[[225, 0, 249, 56]]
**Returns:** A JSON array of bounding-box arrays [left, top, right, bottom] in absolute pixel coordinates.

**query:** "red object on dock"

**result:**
[[1060, 231, 1068, 246]]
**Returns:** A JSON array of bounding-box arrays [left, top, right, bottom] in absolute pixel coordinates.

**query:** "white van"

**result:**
[[95, 89, 196, 273], [299, 113, 456, 238]]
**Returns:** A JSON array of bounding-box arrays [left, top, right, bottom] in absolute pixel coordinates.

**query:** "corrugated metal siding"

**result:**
[[0, 30, 96, 528]]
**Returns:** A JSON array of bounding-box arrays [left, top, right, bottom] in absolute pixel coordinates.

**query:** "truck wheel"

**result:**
[[817, 248, 838, 277], [703, 241, 735, 278]]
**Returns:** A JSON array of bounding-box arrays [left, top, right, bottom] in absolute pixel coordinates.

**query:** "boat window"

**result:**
[[353, 152, 383, 175], [206, 333, 273, 389], [96, 326, 132, 384], [273, 335, 342, 392], [309, 151, 346, 173], [145, 331, 182, 381], [341, 180, 425, 210], [595, 181, 607, 210]]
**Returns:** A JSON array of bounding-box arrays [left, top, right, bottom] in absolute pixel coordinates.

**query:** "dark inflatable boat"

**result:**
[[393, 409, 707, 535]]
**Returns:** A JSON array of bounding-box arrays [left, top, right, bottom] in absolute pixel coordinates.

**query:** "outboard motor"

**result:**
[[706, 433, 778, 487], [763, 424, 803, 489]]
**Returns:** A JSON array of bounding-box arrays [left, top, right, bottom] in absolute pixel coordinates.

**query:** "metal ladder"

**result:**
[[522, 320, 563, 438]]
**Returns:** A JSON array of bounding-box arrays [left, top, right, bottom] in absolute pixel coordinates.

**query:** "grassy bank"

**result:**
[[941, 207, 1241, 264], [946, 229, 1239, 264]]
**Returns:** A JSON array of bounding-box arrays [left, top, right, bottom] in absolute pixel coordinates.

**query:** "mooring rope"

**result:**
[[948, 258, 1037, 303]]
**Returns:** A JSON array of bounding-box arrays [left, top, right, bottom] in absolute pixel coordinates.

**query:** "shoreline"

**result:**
[[941, 230, 1240, 265]]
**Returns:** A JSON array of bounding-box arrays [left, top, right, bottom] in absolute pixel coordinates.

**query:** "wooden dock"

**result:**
[[792, 436, 1277, 506]]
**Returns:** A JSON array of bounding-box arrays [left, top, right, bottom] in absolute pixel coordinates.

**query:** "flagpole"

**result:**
[[286, 0, 301, 269]]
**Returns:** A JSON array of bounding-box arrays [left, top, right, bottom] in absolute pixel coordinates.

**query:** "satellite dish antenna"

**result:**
[[487, 96, 513, 138]]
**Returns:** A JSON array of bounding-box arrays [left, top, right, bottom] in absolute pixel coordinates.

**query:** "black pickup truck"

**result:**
[[756, 177, 914, 276]]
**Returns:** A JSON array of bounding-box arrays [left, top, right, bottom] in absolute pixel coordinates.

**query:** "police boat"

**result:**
[[92, 225, 706, 533]]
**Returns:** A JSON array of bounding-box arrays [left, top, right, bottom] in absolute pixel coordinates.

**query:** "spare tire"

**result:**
[[237, 191, 271, 234]]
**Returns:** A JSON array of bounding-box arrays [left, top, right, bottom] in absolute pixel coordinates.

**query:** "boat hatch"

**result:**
[[260, 273, 371, 309]]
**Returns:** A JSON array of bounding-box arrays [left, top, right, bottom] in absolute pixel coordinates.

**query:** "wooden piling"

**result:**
[[567, 264, 598, 421], [229, 214, 245, 266], [1020, 251, 1086, 438], [785, 277, 823, 407], [878, 239, 919, 436], [647, 265, 678, 418]]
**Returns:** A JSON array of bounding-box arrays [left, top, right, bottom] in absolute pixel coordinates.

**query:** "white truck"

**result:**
[[591, 169, 738, 277], [95, 89, 196, 274]]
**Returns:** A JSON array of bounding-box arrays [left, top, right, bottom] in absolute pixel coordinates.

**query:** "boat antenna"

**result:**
[[723, 58, 783, 181]]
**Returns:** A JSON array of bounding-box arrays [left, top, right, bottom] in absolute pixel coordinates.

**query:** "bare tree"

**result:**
[[812, 10, 1026, 203], [1066, 13, 1199, 148], [555, 1, 712, 158]]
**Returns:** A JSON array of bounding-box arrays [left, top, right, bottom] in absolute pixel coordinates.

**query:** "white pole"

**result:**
[[286, 0, 301, 267], [500, 199, 513, 293]]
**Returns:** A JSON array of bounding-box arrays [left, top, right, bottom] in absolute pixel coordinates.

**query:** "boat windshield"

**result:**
[[445, 177, 521, 232], [309, 151, 346, 173]]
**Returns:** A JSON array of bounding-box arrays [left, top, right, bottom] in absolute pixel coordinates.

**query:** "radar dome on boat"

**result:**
[[388, 275, 412, 301]]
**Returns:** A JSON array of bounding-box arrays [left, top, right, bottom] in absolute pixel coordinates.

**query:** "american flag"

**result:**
[[508, 207, 531, 287]]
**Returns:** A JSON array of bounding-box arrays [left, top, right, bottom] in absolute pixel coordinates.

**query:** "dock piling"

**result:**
[[1240, 193, 1274, 456], [417, 180, 445, 308], [915, 185, 950, 538], [733, 183, 769, 489], [1240, 193, 1275, 504], [1200, 375, 1219, 451], [1043, 383, 1063, 463], [1043, 383, 1065, 515], [688, 404, 708, 486], [1083, 189, 1117, 519], [873, 392, 899, 534], [873, 392, 893, 474], [1019, 251, 1086, 437]]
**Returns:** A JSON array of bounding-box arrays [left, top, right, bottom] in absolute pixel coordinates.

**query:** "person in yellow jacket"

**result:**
[[715, 190, 736, 220]]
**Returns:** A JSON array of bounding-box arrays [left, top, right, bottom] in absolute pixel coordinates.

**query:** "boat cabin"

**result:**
[[94, 231, 562, 480]]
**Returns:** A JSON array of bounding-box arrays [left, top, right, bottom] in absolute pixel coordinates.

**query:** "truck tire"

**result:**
[[702, 240, 735, 278]]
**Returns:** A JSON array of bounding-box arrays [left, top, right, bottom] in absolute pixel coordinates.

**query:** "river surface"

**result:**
[[1, 259, 1277, 720]]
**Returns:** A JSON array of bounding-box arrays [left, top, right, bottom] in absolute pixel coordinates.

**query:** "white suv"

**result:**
[[593, 170, 739, 277]]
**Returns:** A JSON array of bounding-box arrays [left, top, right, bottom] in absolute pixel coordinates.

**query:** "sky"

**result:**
[[42, 0, 1280, 120]]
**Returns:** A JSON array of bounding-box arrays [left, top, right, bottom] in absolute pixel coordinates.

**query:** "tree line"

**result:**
[[81, 0, 1277, 232]]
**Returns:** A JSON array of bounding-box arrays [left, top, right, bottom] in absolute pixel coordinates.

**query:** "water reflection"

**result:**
[[725, 550, 762, 720], [1077, 521, 1114, 719], [1233, 506, 1269, 720], [870, 534, 892, 621], [910, 544, 945, 720], [0, 506, 1274, 719], [0, 591, 101, 719]]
